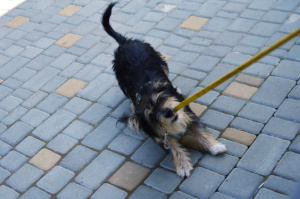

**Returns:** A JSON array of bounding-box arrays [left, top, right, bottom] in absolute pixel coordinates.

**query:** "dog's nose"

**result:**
[[165, 108, 174, 118]]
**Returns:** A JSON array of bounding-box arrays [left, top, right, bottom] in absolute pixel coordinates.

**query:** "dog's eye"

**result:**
[[164, 108, 174, 118]]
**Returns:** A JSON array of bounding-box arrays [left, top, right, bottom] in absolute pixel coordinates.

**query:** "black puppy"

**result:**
[[102, 2, 226, 177]]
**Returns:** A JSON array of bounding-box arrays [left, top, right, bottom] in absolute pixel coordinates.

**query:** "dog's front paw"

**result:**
[[176, 161, 193, 178], [209, 142, 226, 155]]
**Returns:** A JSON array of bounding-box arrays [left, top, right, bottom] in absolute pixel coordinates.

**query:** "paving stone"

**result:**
[[11, 88, 32, 99], [109, 161, 150, 191], [0, 185, 19, 199], [50, 53, 78, 70], [57, 182, 92, 199], [37, 166, 75, 194], [163, 34, 188, 48], [30, 148, 61, 171], [231, 117, 264, 135], [289, 85, 300, 100], [0, 95, 22, 112], [5, 16, 29, 29], [0, 140, 12, 156], [180, 167, 225, 198], [210, 192, 234, 199], [239, 102, 275, 123], [189, 55, 220, 72], [58, 5, 82, 17], [25, 54, 54, 71], [0, 85, 13, 101], [211, 95, 245, 115], [218, 138, 248, 158], [108, 134, 141, 156], [172, 76, 198, 96], [129, 185, 167, 199], [274, 152, 300, 181], [171, 51, 199, 65], [6, 164, 44, 192], [213, 31, 244, 47], [32, 109, 76, 141], [255, 188, 289, 199], [91, 183, 127, 199], [131, 138, 166, 168], [19, 187, 51, 199], [238, 134, 290, 176], [290, 135, 300, 153], [224, 82, 258, 100], [63, 120, 93, 140], [189, 102, 207, 117], [3, 45, 24, 57], [36, 93, 68, 114], [1, 106, 28, 126], [0, 121, 33, 146], [20, 108, 49, 127], [156, 17, 182, 32], [189, 37, 212, 47], [0, 167, 10, 184], [47, 134, 78, 154], [75, 150, 125, 190], [123, 127, 147, 140], [180, 16, 209, 31], [41, 76, 67, 93], [200, 110, 234, 130], [199, 153, 239, 175], [272, 60, 300, 80], [219, 168, 264, 199], [63, 97, 92, 114], [235, 74, 264, 87], [20, 46, 43, 59], [275, 98, 300, 123], [194, 0, 226, 18], [0, 151, 27, 172], [55, 78, 87, 98], [98, 86, 126, 107], [169, 191, 197, 199], [79, 103, 112, 125], [221, 128, 256, 146], [263, 117, 299, 140], [22, 66, 60, 92], [203, 17, 233, 32], [15, 136, 45, 156], [264, 175, 297, 195], [242, 63, 274, 78], [222, 52, 252, 66]]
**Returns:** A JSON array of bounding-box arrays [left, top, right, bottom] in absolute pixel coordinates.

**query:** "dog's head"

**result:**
[[121, 81, 193, 137]]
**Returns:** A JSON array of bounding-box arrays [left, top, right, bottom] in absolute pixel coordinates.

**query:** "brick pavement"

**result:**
[[0, 0, 300, 198]]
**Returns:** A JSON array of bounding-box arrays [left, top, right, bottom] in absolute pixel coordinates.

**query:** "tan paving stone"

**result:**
[[55, 78, 87, 98], [58, 4, 82, 17], [235, 74, 264, 87], [0, 79, 3, 84], [109, 161, 150, 191], [223, 82, 258, 100], [180, 16, 209, 31], [5, 16, 29, 29], [30, 148, 61, 170], [55, 33, 83, 48], [189, 102, 207, 117], [221, 127, 256, 146]]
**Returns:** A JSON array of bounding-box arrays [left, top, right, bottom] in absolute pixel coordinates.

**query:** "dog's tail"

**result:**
[[102, 2, 126, 45]]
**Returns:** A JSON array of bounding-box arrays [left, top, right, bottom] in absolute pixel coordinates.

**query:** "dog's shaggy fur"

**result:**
[[102, 2, 226, 177]]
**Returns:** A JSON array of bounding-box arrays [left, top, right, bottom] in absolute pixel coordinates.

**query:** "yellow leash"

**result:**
[[174, 27, 300, 112]]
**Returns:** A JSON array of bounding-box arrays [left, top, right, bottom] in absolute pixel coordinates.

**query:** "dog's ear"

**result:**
[[119, 113, 141, 132]]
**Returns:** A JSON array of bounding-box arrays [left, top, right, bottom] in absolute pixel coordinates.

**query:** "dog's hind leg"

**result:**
[[181, 124, 226, 155], [167, 136, 193, 178]]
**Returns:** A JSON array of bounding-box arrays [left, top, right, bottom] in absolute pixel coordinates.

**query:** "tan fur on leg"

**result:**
[[167, 136, 193, 177]]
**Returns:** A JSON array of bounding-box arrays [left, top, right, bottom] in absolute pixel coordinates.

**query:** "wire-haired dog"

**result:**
[[102, 2, 226, 177]]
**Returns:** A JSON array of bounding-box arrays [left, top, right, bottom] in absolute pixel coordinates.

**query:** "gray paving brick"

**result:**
[[78, 73, 116, 101], [129, 185, 166, 199], [0, 140, 12, 156], [108, 134, 141, 156], [0, 151, 27, 172], [20, 46, 43, 59], [219, 168, 264, 199], [203, 17, 232, 33], [180, 167, 225, 198], [169, 191, 197, 199], [43, 45, 66, 58], [98, 86, 126, 108], [123, 128, 147, 140], [280, 14, 300, 34], [22, 66, 60, 92], [238, 134, 290, 176], [60, 145, 97, 172], [200, 109, 234, 130], [211, 95, 245, 115], [194, 0, 226, 18], [285, 45, 300, 61], [126, 8, 151, 26], [0, 56, 30, 79], [0, 185, 19, 199], [0, 109, 8, 121], [213, 31, 244, 47], [77, 43, 108, 64], [223, 49, 253, 65], [0, 85, 13, 101], [172, 76, 198, 96], [75, 150, 125, 190], [249, 0, 277, 10], [63, 120, 93, 140], [218, 138, 247, 157], [156, 17, 182, 32], [19, 187, 51, 199], [63, 97, 92, 115], [190, 86, 220, 105], [145, 168, 181, 194], [21, 108, 49, 127], [47, 134, 77, 154], [243, 63, 274, 78], [231, 117, 264, 135], [1, 78, 22, 90], [131, 138, 166, 168], [79, 103, 112, 125], [274, 151, 300, 181], [41, 76, 67, 93], [12, 88, 32, 99], [0, 167, 10, 184], [1, 106, 28, 126], [210, 192, 234, 199], [289, 85, 300, 100], [143, 11, 166, 22], [36, 93, 67, 114], [272, 60, 300, 80], [190, 55, 220, 72], [91, 183, 128, 199], [25, 54, 54, 71], [164, 34, 188, 48], [15, 136, 44, 156], [170, 51, 199, 65], [37, 166, 75, 194], [82, 117, 123, 150], [238, 102, 275, 123], [50, 53, 77, 70], [264, 175, 297, 195], [57, 182, 93, 199], [59, 62, 84, 78], [2, 45, 24, 57], [252, 76, 295, 108], [32, 109, 76, 141], [263, 117, 299, 140], [199, 153, 239, 175], [290, 135, 300, 153], [275, 98, 300, 123], [255, 188, 289, 199], [6, 164, 43, 192], [0, 121, 33, 146]]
